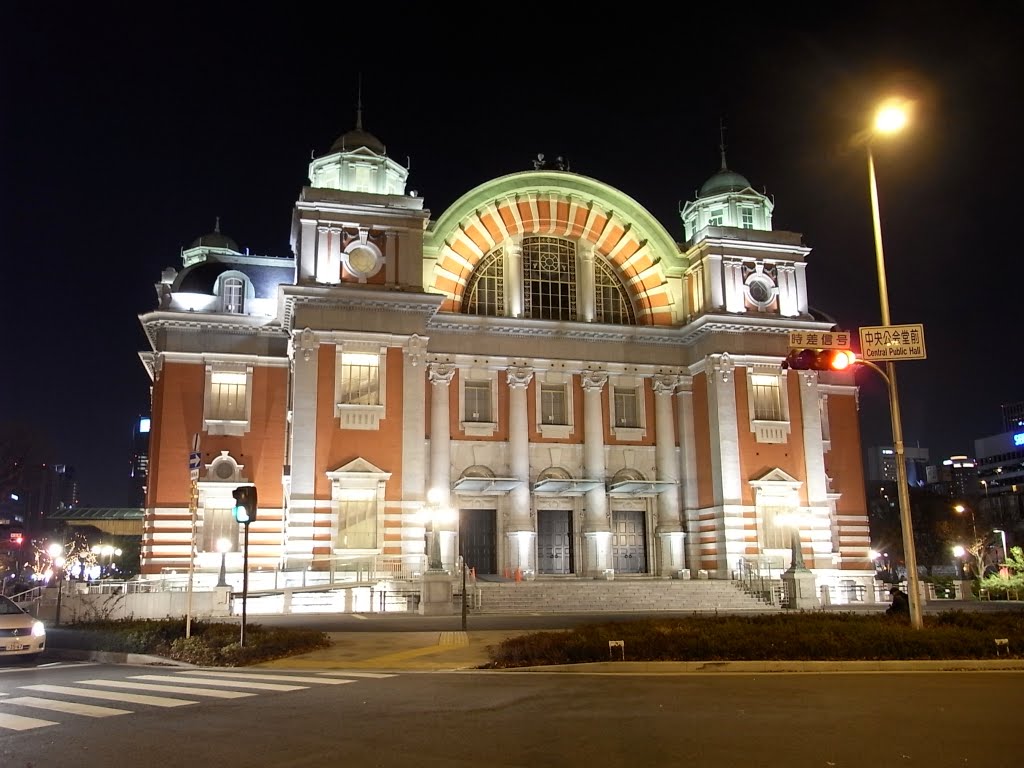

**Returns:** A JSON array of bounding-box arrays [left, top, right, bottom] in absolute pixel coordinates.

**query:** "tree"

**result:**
[[978, 546, 1024, 598]]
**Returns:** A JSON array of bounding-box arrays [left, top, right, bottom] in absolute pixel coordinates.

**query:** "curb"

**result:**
[[503, 659, 1024, 673], [44, 648, 194, 667]]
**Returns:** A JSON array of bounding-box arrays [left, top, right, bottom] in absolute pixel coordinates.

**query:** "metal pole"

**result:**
[[217, 550, 228, 588], [461, 558, 467, 631], [240, 522, 250, 648], [54, 568, 63, 627], [185, 477, 198, 638], [868, 145, 923, 630]]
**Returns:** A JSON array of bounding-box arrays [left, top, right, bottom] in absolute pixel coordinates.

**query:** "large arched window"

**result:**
[[594, 259, 635, 324], [463, 249, 504, 316], [523, 237, 576, 320], [461, 238, 635, 325]]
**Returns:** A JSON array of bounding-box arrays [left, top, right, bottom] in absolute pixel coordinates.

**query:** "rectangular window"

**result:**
[[201, 505, 239, 553], [751, 374, 782, 421], [209, 372, 247, 421], [540, 385, 567, 425], [464, 380, 492, 422], [614, 387, 639, 427], [760, 503, 793, 550], [336, 491, 377, 549], [339, 353, 380, 405], [353, 164, 371, 193], [741, 208, 754, 228], [709, 209, 724, 226]]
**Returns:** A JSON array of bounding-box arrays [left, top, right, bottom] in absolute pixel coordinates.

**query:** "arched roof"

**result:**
[[423, 171, 684, 326]]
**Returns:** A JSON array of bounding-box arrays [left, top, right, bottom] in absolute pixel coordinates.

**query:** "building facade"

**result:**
[[137, 119, 873, 594]]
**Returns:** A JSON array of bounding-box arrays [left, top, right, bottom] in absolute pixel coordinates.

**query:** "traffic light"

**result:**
[[232, 485, 258, 524], [782, 348, 857, 371]]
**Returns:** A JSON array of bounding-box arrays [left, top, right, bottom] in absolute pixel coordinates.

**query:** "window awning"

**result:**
[[533, 478, 604, 495], [608, 480, 677, 496], [452, 477, 523, 495]]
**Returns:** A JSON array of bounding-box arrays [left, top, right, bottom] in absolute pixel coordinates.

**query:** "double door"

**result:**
[[537, 509, 573, 574]]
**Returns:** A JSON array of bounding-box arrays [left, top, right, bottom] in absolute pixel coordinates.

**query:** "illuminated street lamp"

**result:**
[[215, 537, 232, 588], [953, 503, 977, 540], [421, 488, 455, 573], [47, 542, 65, 626], [992, 528, 1008, 565], [952, 544, 967, 580], [862, 96, 923, 630]]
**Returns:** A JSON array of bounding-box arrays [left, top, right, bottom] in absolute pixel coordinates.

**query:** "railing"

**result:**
[[733, 557, 784, 605]]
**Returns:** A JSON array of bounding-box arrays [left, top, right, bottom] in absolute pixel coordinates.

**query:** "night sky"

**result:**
[[4, 4, 1022, 506]]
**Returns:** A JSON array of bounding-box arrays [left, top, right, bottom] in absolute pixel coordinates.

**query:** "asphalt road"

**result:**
[[1, 659, 1021, 767]]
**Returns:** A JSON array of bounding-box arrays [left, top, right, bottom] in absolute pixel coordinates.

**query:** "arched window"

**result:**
[[523, 237, 575, 320], [594, 259, 635, 325], [221, 276, 245, 314], [463, 250, 504, 316]]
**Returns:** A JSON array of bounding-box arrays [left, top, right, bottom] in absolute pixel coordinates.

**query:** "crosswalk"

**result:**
[[0, 669, 395, 732]]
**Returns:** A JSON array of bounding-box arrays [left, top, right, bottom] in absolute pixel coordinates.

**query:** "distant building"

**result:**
[[130, 415, 150, 507], [21, 463, 78, 539], [974, 428, 1024, 544], [1001, 401, 1024, 431], [931, 455, 978, 499], [866, 445, 929, 489]]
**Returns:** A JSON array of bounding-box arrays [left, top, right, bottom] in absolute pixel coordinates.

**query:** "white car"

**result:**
[[0, 595, 46, 659]]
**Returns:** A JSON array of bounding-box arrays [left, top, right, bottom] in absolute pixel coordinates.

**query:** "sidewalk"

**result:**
[[249, 628, 1024, 674], [253, 630, 529, 672]]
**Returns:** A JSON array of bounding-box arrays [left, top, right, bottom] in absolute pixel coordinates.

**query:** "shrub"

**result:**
[[486, 612, 1024, 668], [48, 619, 330, 666]]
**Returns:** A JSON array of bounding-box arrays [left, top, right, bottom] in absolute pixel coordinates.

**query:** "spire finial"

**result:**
[[719, 117, 728, 170], [356, 73, 364, 131], [214, 216, 221, 233]]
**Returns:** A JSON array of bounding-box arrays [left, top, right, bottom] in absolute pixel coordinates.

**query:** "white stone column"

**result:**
[[401, 336, 428, 560], [707, 253, 724, 311], [427, 363, 455, 571], [285, 330, 319, 570], [505, 365, 535, 574], [707, 354, 743, 578], [427, 363, 455, 502], [581, 370, 611, 576], [798, 370, 832, 568], [506, 241, 523, 318], [676, 379, 700, 574], [579, 247, 596, 322], [299, 219, 317, 283], [653, 374, 685, 576]]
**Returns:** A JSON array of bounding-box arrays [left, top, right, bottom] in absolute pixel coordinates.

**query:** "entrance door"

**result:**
[[537, 509, 573, 574], [611, 510, 647, 573], [459, 509, 497, 575]]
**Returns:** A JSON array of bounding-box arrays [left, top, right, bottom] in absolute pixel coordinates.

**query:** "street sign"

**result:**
[[788, 331, 851, 349], [858, 324, 927, 362], [189, 451, 201, 481]]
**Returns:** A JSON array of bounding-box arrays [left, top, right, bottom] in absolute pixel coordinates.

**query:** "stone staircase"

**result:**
[[469, 577, 780, 615]]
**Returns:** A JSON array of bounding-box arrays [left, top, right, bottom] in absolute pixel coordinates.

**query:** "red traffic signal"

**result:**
[[782, 348, 857, 371]]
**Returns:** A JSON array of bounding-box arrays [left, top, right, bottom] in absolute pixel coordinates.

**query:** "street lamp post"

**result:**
[[865, 99, 924, 630], [418, 488, 455, 616], [954, 504, 977, 541], [47, 543, 64, 626], [992, 528, 1008, 565], [216, 538, 232, 588]]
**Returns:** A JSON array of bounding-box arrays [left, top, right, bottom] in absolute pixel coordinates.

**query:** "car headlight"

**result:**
[[32, 621, 46, 638]]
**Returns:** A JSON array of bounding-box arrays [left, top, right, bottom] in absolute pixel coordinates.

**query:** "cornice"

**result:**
[[138, 311, 286, 349], [426, 312, 835, 348], [280, 286, 444, 332]]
